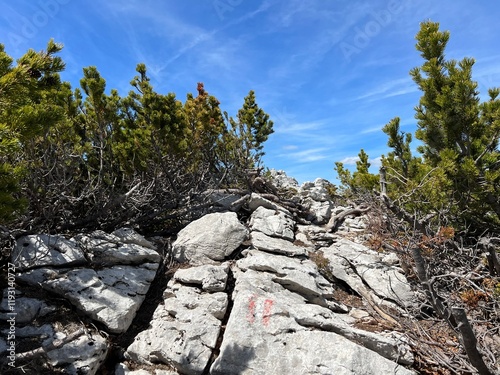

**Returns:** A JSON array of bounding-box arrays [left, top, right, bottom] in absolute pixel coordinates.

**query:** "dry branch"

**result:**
[[326, 205, 370, 232], [16, 328, 86, 362], [451, 307, 493, 375]]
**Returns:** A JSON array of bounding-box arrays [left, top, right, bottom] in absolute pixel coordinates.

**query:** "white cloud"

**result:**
[[279, 147, 329, 163], [274, 119, 327, 135], [369, 156, 382, 168], [356, 77, 417, 101], [339, 156, 359, 165]]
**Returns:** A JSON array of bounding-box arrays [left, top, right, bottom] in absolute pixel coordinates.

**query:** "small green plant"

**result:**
[[494, 283, 500, 299]]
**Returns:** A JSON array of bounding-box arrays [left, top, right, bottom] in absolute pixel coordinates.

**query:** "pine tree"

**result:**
[[229, 90, 274, 168], [0, 40, 65, 222], [334, 149, 378, 194], [382, 21, 500, 232]]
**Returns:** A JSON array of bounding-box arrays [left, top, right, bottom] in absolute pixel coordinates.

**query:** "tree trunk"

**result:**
[[451, 307, 493, 375]]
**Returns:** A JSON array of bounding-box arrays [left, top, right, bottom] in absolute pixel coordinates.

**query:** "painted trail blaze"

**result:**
[[246, 294, 274, 326], [262, 299, 274, 326]]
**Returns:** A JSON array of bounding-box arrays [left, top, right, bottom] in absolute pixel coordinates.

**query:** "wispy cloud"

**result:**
[[274, 119, 327, 135], [356, 77, 418, 101], [339, 155, 382, 168], [279, 147, 330, 163], [339, 156, 359, 165]]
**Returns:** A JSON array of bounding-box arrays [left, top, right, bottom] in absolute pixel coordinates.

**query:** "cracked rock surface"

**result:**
[[2, 174, 419, 375]]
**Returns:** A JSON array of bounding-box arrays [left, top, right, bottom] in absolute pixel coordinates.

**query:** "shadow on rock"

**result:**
[[210, 343, 256, 375]]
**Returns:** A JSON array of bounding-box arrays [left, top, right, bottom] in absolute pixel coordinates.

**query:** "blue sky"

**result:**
[[2, 1, 500, 184]]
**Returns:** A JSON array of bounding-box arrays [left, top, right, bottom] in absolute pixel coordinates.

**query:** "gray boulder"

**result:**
[[76, 231, 161, 266], [125, 279, 228, 375], [323, 239, 415, 308], [211, 267, 415, 374], [250, 231, 309, 256], [47, 331, 108, 375], [249, 206, 295, 241], [17, 264, 158, 333], [14, 229, 160, 334], [302, 197, 333, 225], [172, 212, 248, 265], [268, 169, 299, 190], [300, 178, 332, 202], [13, 234, 86, 271], [237, 250, 343, 311], [0, 323, 107, 375], [174, 263, 230, 292]]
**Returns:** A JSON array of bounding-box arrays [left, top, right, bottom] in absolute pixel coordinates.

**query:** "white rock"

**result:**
[[292, 303, 414, 365], [112, 227, 157, 249], [172, 212, 248, 265], [296, 225, 337, 247], [13, 234, 86, 270], [75, 232, 160, 266], [18, 264, 158, 333], [302, 197, 333, 225], [299, 178, 332, 202], [174, 263, 229, 292], [47, 331, 108, 375], [268, 169, 299, 190], [237, 250, 337, 308], [250, 206, 295, 241], [125, 281, 227, 375], [323, 239, 415, 308], [251, 231, 309, 256], [211, 268, 415, 374]]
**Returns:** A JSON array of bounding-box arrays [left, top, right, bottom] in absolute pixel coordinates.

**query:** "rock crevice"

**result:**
[[1, 172, 419, 375]]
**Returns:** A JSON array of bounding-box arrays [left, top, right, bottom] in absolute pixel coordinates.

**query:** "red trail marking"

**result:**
[[262, 299, 274, 326], [247, 294, 257, 324]]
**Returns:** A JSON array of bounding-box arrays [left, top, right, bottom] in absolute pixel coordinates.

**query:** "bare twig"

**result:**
[[16, 328, 86, 362]]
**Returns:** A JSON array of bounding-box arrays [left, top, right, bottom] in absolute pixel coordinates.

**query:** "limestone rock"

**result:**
[[0, 323, 107, 375], [210, 268, 415, 375], [296, 224, 337, 249], [0, 291, 56, 324], [172, 212, 248, 265], [174, 263, 229, 292], [268, 169, 299, 190], [250, 231, 309, 257], [291, 303, 414, 365], [249, 206, 295, 241], [237, 249, 341, 310], [13, 234, 86, 271], [125, 279, 228, 375], [323, 239, 415, 308], [299, 178, 332, 202], [75, 231, 160, 266], [47, 331, 108, 375], [338, 216, 367, 232], [301, 197, 333, 225], [17, 264, 158, 333], [112, 227, 157, 249]]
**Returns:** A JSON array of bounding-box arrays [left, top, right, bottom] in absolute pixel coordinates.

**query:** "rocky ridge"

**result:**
[[1, 170, 419, 374]]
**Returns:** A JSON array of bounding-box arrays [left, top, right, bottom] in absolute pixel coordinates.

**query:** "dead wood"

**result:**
[[326, 205, 370, 232]]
